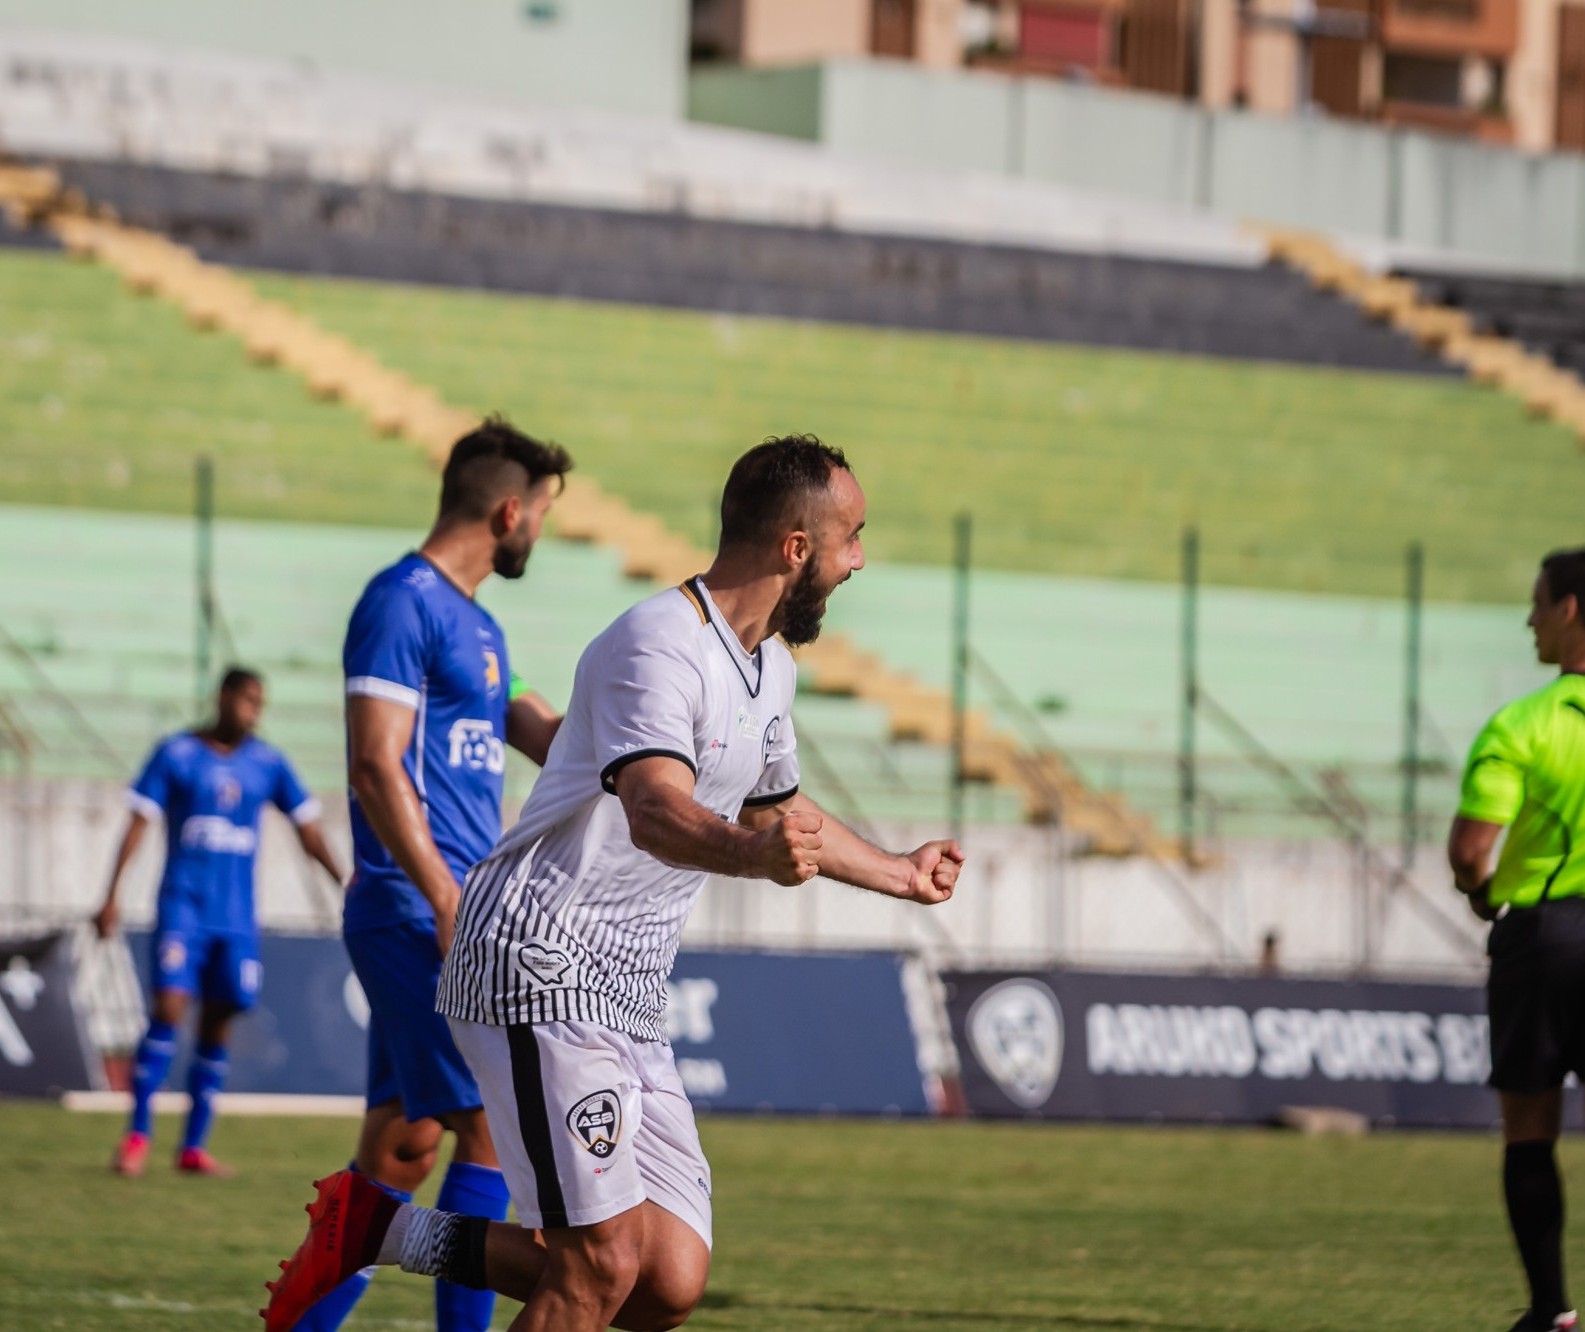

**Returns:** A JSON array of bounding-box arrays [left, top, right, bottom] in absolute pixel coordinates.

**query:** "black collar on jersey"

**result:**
[[682, 576, 764, 698]]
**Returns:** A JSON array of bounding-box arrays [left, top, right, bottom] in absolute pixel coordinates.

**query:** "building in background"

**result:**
[[689, 0, 1585, 151]]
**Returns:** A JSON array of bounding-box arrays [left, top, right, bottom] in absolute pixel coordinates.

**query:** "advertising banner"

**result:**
[[0, 932, 102, 1097], [667, 949, 929, 1115], [945, 968, 1504, 1129], [125, 934, 929, 1114]]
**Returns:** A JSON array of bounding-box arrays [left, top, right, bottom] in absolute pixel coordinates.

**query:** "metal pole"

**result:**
[[1401, 541, 1424, 870], [950, 511, 972, 845], [195, 456, 215, 710], [1179, 527, 1200, 863]]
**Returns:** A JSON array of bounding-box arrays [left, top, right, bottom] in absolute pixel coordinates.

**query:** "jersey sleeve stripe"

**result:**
[[287, 797, 323, 826], [740, 785, 798, 808], [125, 790, 163, 820], [599, 748, 699, 795], [346, 675, 422, 709], [677, 581, 709, 625]]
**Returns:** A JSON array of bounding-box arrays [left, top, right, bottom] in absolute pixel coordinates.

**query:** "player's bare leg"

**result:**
[[440, 1106, 499, 1169], [263, 1174, 707, 1332], [354, 1100, 444, 1194], [1501, 1089, 1577, 1331], [151, 988, 189, 1028], [480, 1202, 707, 1330]]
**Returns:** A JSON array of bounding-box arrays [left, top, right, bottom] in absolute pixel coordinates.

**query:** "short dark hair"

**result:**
[[1542, 547, 1585, 607], [719, 434, 851, 549], [219, 666, 263, 693], [439, 415, 572, 521]]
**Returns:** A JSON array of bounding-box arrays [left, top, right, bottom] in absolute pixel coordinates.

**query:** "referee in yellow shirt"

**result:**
[[1451, 547, 1585, 1332]]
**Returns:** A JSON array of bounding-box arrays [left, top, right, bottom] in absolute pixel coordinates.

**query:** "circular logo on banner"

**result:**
[[966, 979, 1064, 1109]]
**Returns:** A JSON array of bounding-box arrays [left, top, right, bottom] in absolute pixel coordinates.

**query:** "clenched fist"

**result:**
[[752, 809, 824, 886], [902, 840, 965, 905]]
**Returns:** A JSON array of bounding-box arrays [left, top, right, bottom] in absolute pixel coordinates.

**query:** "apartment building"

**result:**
[[690, 0, 1585, 150]]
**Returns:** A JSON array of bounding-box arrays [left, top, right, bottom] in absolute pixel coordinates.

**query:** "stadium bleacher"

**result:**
[[0, 497, 1543, 845], [1395, 264, 1585, 378], [45, 159, 1448, 375], [1, 63, 1573, 849], [0, 502, 1024, 828]]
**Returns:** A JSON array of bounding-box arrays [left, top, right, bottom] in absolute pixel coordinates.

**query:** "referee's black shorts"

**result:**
[[1488, 897, 1585, 1093]]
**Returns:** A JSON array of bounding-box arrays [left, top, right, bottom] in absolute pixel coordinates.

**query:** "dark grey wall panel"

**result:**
[[41, 158, 1451, 376]]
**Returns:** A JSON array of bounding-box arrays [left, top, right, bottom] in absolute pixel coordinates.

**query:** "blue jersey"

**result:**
[[342, 552, 512, 935], [128, 732, 317, 937]]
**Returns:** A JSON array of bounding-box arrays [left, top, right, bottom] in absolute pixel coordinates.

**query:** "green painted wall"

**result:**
[[687, 64, 824, 141]]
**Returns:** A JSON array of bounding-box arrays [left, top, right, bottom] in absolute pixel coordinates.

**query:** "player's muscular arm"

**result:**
[[1449, 816, 1504, 919], [506, 691, 561, 767], [295, 820, 348, 888], [93, 813, 150, 939], [347, 695, 464, 950], [740, 793, 964, 905], [614, 757, 822, 886]]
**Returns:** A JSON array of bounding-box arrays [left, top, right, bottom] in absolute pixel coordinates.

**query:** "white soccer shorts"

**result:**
[[449, 1017, 713, 1248]]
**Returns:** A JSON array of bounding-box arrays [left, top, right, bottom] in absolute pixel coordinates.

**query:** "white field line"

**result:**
[[62, 1090, 365, 1116], [68, 1289, 433, 1327]]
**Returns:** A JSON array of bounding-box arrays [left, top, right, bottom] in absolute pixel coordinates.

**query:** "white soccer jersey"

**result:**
[[438, 577, 800, 1040]]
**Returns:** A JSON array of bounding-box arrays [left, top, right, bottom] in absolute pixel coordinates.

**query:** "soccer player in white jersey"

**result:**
[[263, 435, 964, 1332]]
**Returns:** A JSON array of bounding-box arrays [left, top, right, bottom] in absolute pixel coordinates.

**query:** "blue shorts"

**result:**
[[151, 925, 261, 1011], [345, 917, 482, 1123]]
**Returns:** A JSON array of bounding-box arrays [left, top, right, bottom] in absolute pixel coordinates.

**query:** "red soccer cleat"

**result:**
[[112, 1131, 149, 1177], [176, 1146, 235, 1177], [260, 1171, 400, 1332]]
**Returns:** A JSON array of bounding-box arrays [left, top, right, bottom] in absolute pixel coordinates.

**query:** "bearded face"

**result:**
[[779, 554, 833, 647], [493, 517, 534, 580]]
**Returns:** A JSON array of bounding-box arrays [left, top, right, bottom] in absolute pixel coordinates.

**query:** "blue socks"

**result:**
[[129, 1020, 178, 1137], [434, 1161, 509, 1332], [294, 1165, 413, 1332], [182, 1042, 228, 1151]]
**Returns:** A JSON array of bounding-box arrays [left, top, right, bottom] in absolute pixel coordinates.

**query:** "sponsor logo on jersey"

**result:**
[[567, 1090, 622, 1158], [516, 944, 573, 987], [214, 775, 242, 812], [179, 816, 258, 855], [157, 935, 188, 976], [735, 706, 760, 739], [483, 648, 502, 699], [967, 979, 1064, 1109], [447, 719, 506, 774]]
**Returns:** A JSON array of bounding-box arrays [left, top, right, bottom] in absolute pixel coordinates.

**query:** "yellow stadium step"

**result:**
[[1257, 223, 1585, 447]]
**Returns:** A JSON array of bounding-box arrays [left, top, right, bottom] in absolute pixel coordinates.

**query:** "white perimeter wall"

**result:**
[[2, 779, 1486, 982], [0, 2, 687, 119]]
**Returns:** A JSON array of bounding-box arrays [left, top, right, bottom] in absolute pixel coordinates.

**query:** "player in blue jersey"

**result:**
[[94, 666, 344, 1177], [293, 417, 570, 1332]]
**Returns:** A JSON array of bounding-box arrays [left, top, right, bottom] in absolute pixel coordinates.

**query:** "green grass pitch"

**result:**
[[0, 1100, 1562, 1330]]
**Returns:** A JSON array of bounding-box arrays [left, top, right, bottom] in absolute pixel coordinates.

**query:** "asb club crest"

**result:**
[[567, 1090, 623, 1159], [966, 979, 1064, 1109]]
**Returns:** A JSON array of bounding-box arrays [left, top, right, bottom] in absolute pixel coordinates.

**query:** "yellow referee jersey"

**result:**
[[1458, 673, 1585, 908]]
